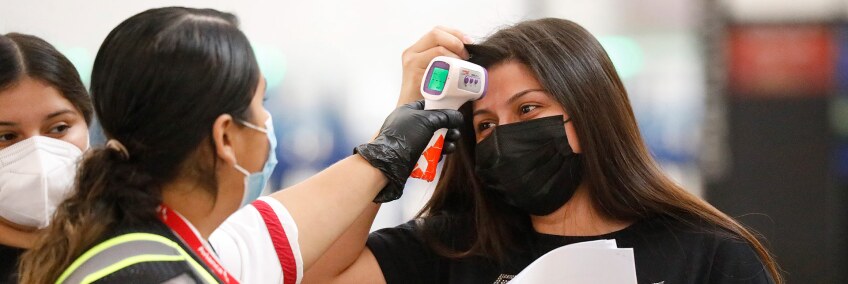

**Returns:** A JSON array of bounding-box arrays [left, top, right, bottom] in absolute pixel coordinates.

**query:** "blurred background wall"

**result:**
[[1, 0, 844, 282]]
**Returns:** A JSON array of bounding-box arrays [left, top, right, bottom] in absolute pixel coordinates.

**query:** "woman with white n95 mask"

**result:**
[[0, 32, 93, 283]]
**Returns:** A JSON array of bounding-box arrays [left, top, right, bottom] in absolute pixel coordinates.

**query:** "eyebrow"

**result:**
[[0, 109, 76, 127], [45, 109, 76, 120], [472, 88, 547, 117]]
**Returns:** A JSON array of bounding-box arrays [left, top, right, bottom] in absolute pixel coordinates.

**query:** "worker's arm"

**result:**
[[299, 26, 471, 283], [269, 101, 463, 270]]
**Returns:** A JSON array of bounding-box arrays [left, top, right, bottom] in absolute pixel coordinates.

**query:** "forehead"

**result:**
[[473, 61, 543, 110], [0, 77, 74, 120]]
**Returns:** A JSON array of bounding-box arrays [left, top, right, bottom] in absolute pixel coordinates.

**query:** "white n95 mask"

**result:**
[[0, 136, 83, 229]]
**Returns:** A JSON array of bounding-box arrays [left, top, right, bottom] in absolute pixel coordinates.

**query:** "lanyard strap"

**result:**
[[157, 204, 238, 284]]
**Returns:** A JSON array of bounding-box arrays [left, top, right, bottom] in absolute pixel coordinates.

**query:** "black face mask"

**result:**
[[475, 115, 583, 216]]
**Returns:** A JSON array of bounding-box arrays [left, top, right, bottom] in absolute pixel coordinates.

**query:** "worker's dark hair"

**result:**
[[20, 7, 260, 282]]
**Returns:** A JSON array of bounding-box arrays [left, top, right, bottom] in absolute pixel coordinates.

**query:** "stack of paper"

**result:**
[[509, 239, 637, 283]]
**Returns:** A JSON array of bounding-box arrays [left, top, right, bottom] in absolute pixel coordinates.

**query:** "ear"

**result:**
[[212, 114, 239, 166], [564, 122, 582, 154]]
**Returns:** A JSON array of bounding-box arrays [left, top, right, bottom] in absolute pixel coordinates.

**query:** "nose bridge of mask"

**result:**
[[477, 116, 570, 162], [0, 136, 83, 173]]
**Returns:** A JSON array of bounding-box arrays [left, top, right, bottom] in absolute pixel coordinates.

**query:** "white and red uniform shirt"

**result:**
[[209, 196, 302, 284]]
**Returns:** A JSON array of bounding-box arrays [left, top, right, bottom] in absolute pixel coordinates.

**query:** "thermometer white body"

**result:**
[[410, 56, 488, 181]]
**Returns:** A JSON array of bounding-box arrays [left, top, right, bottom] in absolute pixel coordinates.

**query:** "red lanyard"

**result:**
[[156, 204, 239, 284]]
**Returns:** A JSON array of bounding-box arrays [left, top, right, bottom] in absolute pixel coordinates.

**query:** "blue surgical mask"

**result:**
[[233, 114, 278, 207]]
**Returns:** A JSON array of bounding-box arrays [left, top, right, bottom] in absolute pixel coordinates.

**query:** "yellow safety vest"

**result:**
[[56, 233, 219, 284]]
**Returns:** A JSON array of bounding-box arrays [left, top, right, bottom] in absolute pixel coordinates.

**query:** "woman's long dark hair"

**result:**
[[417, 18, 781, 282], [19, 7, 260, 283], [0, 33, 92, 124]]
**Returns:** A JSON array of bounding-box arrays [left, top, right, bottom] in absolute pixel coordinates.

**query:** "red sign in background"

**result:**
[[727, 25, 837, 98]]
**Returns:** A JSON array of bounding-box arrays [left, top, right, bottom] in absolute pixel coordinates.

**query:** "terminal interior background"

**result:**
[[1, 0, 846, 282]]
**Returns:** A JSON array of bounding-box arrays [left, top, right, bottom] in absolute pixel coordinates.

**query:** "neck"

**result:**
[[531, 183, 633, 236], [160, 179, 222, 239]]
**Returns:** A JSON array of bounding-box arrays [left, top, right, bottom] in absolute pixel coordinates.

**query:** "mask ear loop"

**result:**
[[232, 116, 270, 175], [238, 120, 268, 134], [236, 110, 272, 134], [560, 117, 577, 155], [233, 163, 252, 176]]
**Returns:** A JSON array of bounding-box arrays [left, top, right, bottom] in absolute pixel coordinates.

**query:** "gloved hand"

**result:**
[[355, 100, 464, 203]]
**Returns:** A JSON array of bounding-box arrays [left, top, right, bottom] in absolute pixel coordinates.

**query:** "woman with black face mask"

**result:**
[[303, 19, 782, 284]]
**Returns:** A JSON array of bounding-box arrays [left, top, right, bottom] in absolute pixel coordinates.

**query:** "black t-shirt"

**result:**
[[0, 244, 24, 284], [367, 215, 775, 284]]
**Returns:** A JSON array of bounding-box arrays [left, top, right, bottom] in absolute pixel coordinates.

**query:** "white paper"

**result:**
[[509, 239, 637, 284]]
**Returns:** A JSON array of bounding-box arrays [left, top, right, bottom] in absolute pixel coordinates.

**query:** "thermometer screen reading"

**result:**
[[428, 67, 449, 93]]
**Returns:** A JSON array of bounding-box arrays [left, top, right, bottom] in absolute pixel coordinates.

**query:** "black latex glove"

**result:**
[[355, 100, 464, 203], [442, 128, 461, 154]]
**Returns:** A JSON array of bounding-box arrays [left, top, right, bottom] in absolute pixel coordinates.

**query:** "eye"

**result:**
[[0, 132, 17, 142], [48, 123, 71, 135], [519, 104, 540, 114], [477, 121, 497, 131]]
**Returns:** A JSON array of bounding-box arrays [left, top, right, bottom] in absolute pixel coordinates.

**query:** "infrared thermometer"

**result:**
[[410, 56, 488, 181]]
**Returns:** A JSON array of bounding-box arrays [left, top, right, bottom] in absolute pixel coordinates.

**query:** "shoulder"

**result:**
[[632, 214, 743, 243], [629, 215, 774, 283], [366, 218, 427, 250], [708, 235, 774, 283], [632, 214, 757, 254], [368, 214, 472, 249], [211, 197, 301, 284], [366, 214, 474, 259], [366, 215, 475, 284]]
